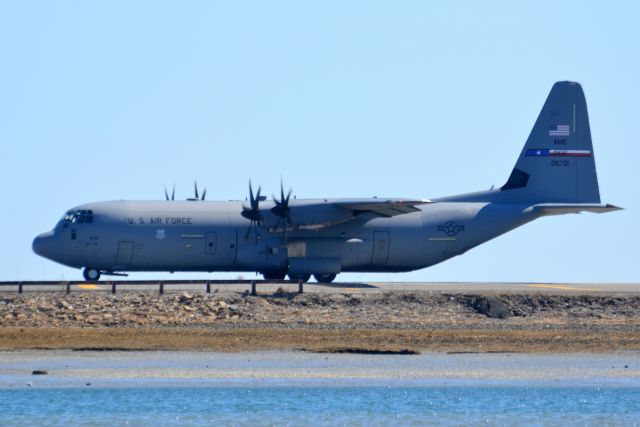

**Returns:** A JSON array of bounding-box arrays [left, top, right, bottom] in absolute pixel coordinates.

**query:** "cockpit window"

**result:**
[[62, 210, 94, 224]]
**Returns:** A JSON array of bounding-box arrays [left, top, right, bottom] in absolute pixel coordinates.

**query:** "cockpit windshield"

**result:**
[[62, 209, 94, 224]]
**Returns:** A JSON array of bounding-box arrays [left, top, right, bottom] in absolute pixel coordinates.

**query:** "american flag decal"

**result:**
[[549, 124, 570, 136]]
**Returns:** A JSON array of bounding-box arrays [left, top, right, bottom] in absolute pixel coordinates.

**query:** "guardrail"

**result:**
[[0, 280, 305, 295]]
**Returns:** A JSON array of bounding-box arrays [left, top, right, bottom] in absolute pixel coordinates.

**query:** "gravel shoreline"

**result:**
[[1, 291, 639, 352]]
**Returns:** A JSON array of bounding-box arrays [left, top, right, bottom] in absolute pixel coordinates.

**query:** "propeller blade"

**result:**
[[255, 186, 262, 208], [242, 180, 265, 242], [164, 186, 169, 201], [270, 180, 293, 246], [194, 181, 199, 199], [283, 222, 288, 245], [279, 181, 292, 245], [280, 180, 285, 204], [201, 189, 206, 201], [171, 184, 175, 201], [270, 199, 281, 217]]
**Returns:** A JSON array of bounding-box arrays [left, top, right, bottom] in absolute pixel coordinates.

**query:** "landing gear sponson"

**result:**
[[82, 268, 336, 284]]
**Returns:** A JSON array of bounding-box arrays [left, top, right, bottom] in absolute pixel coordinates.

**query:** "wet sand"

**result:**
[[1, 350, 638, 388], [1, 326, 639, 353]]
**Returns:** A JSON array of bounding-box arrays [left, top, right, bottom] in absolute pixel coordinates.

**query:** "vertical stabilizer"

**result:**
[[501, 81, 601, 203]]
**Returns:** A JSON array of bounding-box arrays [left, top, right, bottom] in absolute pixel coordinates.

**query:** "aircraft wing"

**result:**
[[331, 198, 433, 217], [258, 198, 433, 232]]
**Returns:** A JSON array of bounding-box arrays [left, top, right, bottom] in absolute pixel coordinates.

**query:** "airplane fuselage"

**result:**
[[33, 199, 537, 279]]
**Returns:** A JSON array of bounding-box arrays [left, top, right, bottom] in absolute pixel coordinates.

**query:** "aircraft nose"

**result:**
[[32, 231, 56, 259]]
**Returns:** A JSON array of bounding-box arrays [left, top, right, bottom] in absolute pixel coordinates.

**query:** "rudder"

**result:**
[[501, 81, 601, 203]]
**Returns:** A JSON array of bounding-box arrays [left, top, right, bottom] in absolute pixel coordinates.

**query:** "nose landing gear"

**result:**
[[83, 268, 101, 282]]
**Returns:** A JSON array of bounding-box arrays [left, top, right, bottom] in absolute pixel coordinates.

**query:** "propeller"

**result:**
[[164, 184, 175, 201], [270, 180, 293, 245], [192, 181, 206, 201], [241, 180, 263, 241]]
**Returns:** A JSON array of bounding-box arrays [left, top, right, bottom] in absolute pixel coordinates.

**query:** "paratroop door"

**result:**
[[371, 231, 389, 265], [204, 230, 236, 266], [116, 241, 134, 265]]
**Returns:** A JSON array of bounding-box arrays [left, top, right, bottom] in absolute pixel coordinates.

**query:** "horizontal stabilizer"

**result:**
[[526, 203, 623, 216]]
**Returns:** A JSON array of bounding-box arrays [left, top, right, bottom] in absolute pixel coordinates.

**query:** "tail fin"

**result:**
[[501, 81, 601, 203]]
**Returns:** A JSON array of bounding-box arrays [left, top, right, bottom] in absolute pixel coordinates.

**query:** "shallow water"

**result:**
[[1, 385, 639, 426], [1, 350, 639, 425]]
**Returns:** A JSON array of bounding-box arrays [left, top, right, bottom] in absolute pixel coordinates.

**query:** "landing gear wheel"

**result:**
[[262, 270, 286, 280], [288, 273, 311, 283], [313, 273, 337, 284], [83, 268, 101, 282]]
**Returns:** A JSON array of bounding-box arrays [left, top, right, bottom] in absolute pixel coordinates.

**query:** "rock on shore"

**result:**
[[1, 291, 638, 330], [1, 290, 639, 352]]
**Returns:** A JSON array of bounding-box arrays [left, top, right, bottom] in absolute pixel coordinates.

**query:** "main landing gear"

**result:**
[[261, 271, 337, 283], [287, 273, 338, 283], [287, 273, 311, 283], [313, 273, 337, 284], [83, 267, 101, 282], [262, 270, 287, 280]]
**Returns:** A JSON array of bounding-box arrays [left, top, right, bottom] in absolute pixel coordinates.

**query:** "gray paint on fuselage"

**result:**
[[39, 199, 538, 274]]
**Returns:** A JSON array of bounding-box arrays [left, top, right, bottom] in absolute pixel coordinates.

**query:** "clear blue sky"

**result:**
[[1, 1, 637, 283]]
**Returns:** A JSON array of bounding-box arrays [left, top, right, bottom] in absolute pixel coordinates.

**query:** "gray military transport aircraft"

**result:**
[[33, 82, 620, 283]]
